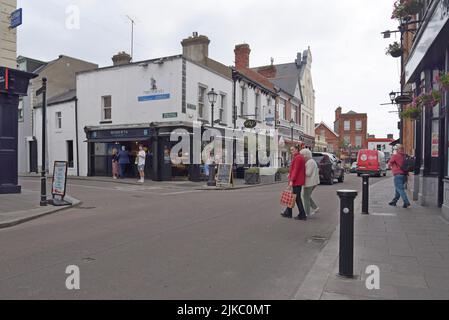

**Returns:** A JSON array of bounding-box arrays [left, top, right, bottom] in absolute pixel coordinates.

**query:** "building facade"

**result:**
[[334, 107, 368, 162], [367, 137, 395, 159], [398, 0, 449, 219], [0, 0, 16, 68], [315, 122, 339, 153]]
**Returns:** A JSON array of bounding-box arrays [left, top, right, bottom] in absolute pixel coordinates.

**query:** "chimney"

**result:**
[[181, 32, 210, 64], [335, 106, 342, 121], [234, 44, 251, 70], [295, 52, 302, 68], [112, 52, 132, 66]]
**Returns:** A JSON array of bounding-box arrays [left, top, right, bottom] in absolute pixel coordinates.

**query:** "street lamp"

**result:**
[[207, 88, 218, 128], [290, 119, 295, 145]]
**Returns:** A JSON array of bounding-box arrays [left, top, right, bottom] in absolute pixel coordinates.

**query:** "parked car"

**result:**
[[350, 162, 358, 173], [312, 152, 345, 185], [357, 149, 387, 177]]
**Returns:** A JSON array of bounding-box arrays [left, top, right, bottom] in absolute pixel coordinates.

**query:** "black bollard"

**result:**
[[207, 164, 217, 187], [337, 190, 358, 278], [361, 174, 370, 215]]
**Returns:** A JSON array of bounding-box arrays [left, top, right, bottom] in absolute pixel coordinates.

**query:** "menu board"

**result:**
[[216, 164, 234, 188], [52, 161, 68, 197]]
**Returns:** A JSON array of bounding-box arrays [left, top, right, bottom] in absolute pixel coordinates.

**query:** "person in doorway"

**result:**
[[117, 146, 130, 179], [282, 145, 308, 221], [137, 145, 146, 183], [300, 148, 320, 216], [112, 148, 119, 180], [388, 144, 411, 209]]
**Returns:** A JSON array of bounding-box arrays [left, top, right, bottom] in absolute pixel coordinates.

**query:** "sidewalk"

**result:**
[[0, 188, 80, 229], [295, 177, 449, 300]]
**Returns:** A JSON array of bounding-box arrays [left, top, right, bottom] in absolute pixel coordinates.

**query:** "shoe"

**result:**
[[389, 202, 397, 207], [403, 203, 411, 209], [281, 213, 292, 219], [294, 216, 307, 221]]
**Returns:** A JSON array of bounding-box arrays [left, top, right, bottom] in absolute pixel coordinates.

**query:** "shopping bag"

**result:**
[[280, 188, 296, 209]]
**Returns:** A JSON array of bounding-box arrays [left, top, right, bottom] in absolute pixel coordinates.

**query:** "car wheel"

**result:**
[[328, 173, 335, 185], [338, 173, 345, 183]]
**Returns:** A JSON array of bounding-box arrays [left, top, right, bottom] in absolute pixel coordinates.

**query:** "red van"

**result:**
[[357, 150, 387, 177]]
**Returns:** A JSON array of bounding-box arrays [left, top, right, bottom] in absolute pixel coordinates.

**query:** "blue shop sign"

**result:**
[[138, 94, 171, 102], [10, 8, 22, 29], [89, 128, 153, 140]]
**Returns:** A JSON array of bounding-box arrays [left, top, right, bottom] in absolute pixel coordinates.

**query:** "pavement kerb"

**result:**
[[0, 195, 82, 229], [293, 195, 363, 300]]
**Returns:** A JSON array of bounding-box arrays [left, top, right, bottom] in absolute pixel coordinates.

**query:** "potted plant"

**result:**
[[392, 0, 424, 19], [437, 72, 449, 91], [244, 167, 260, 185], [414, 90, 442, 109], [400, 106, 421, 120], [386, 42, 403, 58]]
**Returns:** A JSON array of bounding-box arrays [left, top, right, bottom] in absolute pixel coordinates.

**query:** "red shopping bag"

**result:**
[[280, 188, 296, 209]]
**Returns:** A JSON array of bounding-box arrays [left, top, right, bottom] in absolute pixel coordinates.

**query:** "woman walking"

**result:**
[[300, 148, 320, 216], [281, 145, 308, 221], [112, 148, 119, 180]]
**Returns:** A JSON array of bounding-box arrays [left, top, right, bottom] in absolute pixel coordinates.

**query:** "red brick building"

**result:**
[[334, 107, 368, 161], [315, 122, 339, 153]]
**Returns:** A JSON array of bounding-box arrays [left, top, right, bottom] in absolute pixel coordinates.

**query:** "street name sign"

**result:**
[[10, 8, 22, 29]]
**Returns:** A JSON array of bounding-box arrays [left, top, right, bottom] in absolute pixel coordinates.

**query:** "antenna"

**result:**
[[126, 15, 136, 61]]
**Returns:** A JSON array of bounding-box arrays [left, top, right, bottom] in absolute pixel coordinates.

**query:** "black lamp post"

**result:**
[[208, 88, 218, 128]]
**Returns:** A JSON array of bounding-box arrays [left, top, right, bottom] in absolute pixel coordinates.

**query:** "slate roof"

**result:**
[[34, 89, 77, 108]]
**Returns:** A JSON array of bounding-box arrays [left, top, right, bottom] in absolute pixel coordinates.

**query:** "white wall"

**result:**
[[35, 101, 78, 176], [0, 0, 17, 68]]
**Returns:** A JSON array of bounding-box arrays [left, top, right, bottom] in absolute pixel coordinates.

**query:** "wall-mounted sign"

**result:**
[[244, 119, 257, 129], [89, 128, 152, 140], [187, 104, 197, 110], [138, 94, 171, 102], [52, 161, 68, 197], [10, 8, 22, 29], [163, 112, 178, 119]]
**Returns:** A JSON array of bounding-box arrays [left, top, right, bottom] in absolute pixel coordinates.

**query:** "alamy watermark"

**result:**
[[65, 265, 80, 290], [365, 265, 380, 290], [65, 5, 80, 30]]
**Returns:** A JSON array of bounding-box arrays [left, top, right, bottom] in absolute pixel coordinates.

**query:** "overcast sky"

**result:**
[[17, 0, 402, 138]]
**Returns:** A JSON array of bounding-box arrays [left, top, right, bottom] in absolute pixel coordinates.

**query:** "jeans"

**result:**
[[303, 186, 318, 216], [119, 164, 127, 178], [392, 175, 410, 205], [284, 186, 307, 219]]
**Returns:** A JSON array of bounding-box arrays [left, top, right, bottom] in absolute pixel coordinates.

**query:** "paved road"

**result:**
[[0, 174, 388, 299]]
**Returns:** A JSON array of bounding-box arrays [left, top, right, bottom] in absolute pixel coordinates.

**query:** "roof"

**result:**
[[234, 67, 277, 95], [32, 55, 98, 75], [315, 122, 339, 138], [35, 89, 77, 108], [253, 62, 302, 97]]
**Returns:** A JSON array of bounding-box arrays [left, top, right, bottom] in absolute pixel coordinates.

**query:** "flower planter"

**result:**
[[390, 49, 403, 58], [260, 175, 276, 184], [275, 172, 281, 182], [244, 172, 260, 185]]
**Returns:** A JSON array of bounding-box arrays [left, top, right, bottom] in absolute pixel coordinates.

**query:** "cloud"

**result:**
[[17, 0, 402, 138]]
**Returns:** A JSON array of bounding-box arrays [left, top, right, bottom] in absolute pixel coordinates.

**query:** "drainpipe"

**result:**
[[75, 97, 80, 176]]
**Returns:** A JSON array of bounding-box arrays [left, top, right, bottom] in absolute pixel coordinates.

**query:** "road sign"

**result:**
[[10, 8, 22, 29]]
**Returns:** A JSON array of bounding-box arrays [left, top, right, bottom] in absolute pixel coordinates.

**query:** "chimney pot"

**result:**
[[112, 52, 132, 66]]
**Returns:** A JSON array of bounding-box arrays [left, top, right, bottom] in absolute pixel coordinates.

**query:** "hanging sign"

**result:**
[[244, 119, 257, 129]]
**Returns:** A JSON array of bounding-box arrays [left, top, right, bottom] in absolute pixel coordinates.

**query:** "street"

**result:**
[[0, 174, 387, 299]]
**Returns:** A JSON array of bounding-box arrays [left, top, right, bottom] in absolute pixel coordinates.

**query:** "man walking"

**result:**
[[117, 146, 130, 179], [282, 145, 308, 221], [388, 144, 411, 209]]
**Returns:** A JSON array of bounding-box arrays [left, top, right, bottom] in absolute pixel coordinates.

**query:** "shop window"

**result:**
[[102, 96, 112, 121]]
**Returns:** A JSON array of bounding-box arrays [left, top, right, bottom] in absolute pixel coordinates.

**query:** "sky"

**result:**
[[17, 0, 402, 138]]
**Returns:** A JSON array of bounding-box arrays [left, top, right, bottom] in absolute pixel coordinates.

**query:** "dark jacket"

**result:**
[[117, 150, 130, 165]]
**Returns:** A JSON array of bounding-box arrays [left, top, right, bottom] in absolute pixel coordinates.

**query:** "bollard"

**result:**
[[361, 174, 370, 215], [207, 164, 217, 187], [337, 190, 358, 278]]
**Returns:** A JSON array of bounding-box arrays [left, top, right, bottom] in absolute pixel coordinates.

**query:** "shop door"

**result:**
[[29, 140, 38, 173]]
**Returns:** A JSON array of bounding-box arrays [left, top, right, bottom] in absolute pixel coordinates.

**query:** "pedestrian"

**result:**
[[281, 145, 308, 221], [300, 148, 320, 216], [112, 148, 119, 180], [137, 145, 146, 183], [388, 144, 411, 209], [117, 146, 130, 179]]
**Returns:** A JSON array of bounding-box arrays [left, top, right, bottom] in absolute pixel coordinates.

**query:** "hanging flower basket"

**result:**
[[437, 72, 449, 91], [386, 42, 403, 58], [392, 0, 424, 19], [400, 106, 421, 120], [413, 90, 442, 109]]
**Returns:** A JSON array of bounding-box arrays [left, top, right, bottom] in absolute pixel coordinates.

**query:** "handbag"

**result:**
[[280, 187, 296, 209]]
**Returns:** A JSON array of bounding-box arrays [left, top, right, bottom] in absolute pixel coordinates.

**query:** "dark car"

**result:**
[[313, 152, 345, 185]]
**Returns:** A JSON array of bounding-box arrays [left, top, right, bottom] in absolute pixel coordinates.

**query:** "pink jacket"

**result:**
[[388, 152, 406, 176]]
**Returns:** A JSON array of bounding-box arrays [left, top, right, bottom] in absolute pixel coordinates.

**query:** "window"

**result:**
[[291, 105, 297, 124], [355, 135, 362, 148], [102, 96, 112, 121], [302, 113, 305, 126], [344, 136, 351, 145], [344, 121, 351, 131], [56, 112, 62, 129], [321, 129, 326, 137], [255, 93, 261, 121], [240, 86, 247, 116], [356, 120, 362, 131], [219, 93, 226, 123], [279, 99, 286, 121], [18, 99, 24, 122], [198, 86, 206, 119], [67, 140, 74, 168]]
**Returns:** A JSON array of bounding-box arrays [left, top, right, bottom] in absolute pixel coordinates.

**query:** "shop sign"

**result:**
[[216, 164, 234, 188], [163, 112, 178, 119], [244, 119, 257, 129], [51, 161, 68, 197], [187, 104, 197, 110], [89, 128, 152, 140]]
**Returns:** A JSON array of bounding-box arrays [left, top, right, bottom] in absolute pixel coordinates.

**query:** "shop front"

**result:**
[[404, 0, 449, 216]]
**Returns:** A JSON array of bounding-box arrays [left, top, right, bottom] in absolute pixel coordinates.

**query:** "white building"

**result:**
[[367, 138, 395, 159]]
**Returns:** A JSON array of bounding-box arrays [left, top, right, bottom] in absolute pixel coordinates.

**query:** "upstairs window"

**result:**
[[102, 96, 112, 121], [198, 86, 206, 119], [356, 120, 362, 131], [219, 93, 226, 123], [255, 93, 261, 121], [240, 86, 247, 116], [344, 120, 351, 131], [56, 111, 62, 129]]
